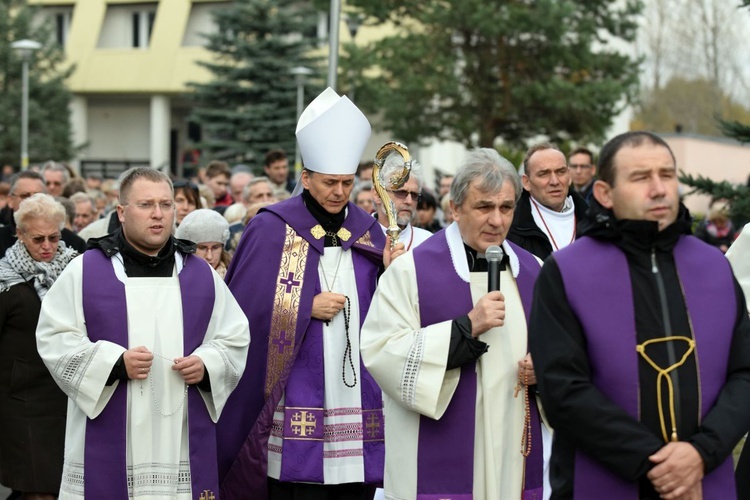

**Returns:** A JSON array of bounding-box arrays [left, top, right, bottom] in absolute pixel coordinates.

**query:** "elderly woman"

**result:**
[[175, 208, 231, 277], [0, 194, 78, 500]]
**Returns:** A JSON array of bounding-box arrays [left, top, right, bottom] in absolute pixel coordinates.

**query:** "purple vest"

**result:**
[[554, 236, 737, 499], [81, 249, 218, 499], [412, 231, 544, 499]]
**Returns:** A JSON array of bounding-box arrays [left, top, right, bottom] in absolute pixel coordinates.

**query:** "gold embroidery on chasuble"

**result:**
[[355, 231, 375, 248], [265, 225, 309, 398]]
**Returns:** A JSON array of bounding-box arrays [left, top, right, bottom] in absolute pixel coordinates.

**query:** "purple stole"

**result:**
[[220, 198, 385, 498], [412, 231, 543, 499], [81, 249, 218, 499], [554, 236, 737, 499]]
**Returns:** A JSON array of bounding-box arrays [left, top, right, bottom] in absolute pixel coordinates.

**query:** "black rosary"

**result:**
[[340, 296, 357, 388]]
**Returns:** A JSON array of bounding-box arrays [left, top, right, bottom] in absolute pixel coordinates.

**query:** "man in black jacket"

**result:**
[[507, 143, 587, 261], [530, 131, 750, 499], [0, 171, 85, 258]]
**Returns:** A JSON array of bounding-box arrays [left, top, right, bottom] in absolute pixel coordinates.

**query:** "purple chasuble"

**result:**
[[81, 249, 218, 499], [412, 232, 543, 499], [553, 236, 737, 499], [219, 197, 385, 499]]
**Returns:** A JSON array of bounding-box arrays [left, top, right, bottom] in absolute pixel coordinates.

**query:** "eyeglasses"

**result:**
[[10, 192, 40, 200], [388, 189, 422, 202], [569, 163, 593, 170], [125, 201, 175, 212], [26, 234, 61, 245]]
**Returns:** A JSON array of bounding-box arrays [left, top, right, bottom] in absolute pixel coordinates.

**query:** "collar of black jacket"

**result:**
[[87, 227, 196, 259], [579, 198, 693, 254]]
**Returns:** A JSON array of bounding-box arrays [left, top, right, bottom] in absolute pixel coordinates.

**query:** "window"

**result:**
[[97, 3, 158, 49]]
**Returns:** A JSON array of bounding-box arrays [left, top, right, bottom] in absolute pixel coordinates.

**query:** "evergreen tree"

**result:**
[[679, 0, 750, 223], [340, 0, 642, 148], [189, 0, 323, 168], [0, 1, 74, 168]]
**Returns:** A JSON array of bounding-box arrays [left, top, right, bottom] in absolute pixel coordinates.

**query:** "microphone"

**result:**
[[486, 245, 504, 292]]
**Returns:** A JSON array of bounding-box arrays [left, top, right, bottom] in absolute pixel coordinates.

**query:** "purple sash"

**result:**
[[554, 236, 737, 498], [82, 250, 219, 499], [413, 233, 542, 499]]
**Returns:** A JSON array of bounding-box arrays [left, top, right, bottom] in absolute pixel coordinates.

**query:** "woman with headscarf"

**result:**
[[0, 193, 78, 500], [175, 208, 231, 278]]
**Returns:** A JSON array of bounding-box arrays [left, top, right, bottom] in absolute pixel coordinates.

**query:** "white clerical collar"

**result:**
[[531, 195, 575, 216], [444, 222, 520, 283]]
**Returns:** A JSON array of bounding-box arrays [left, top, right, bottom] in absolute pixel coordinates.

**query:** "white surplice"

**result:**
[[361, 225, 551, 500], [36, 254, 249, 499]]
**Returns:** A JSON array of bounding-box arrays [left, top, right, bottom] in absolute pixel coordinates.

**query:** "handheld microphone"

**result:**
[[486, 245, 504, 293]]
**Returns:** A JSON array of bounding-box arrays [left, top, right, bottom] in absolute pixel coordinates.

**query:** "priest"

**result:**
[[219, 88, 401, 499], [36, 167, 250, 499], [361, 148, 550, 499]]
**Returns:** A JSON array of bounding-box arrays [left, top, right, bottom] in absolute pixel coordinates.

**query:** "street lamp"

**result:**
[[11, 39, 42, 171], [290, 66, 313, 175], [327, 0, 341, 90]]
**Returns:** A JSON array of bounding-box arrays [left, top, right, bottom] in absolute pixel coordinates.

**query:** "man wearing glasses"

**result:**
[[568, 147, 597, 205], [371, 156, 432, 251], [36, 167, 250, 499], [0, 171, 86, 258]]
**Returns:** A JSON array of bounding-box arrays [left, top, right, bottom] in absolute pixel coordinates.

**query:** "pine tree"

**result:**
[[0, 1, 74, 168], [188, 0, 323, 168], [679, 0, 750, 223]]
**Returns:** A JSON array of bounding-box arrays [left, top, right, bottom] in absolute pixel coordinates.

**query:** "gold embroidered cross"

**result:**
[[365, 413, 381, 439], [291, 411, 317, 437], [198, 490, 216, 500]]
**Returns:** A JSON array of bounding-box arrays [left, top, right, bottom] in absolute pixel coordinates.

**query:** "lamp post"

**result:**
[[290, 66, 313, 175], [327, 0, 341, 90], [11, 39, 42, 171]]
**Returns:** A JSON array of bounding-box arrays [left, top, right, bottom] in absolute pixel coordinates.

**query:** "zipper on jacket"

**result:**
[[650, 248, 681, 433]]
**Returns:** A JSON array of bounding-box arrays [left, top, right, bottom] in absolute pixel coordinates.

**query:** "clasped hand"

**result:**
[[124, 346, 205, 385], [312, 292, 346, 321]]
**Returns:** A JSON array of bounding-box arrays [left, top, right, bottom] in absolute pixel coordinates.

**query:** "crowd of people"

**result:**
[[1, 87, 750, 500]]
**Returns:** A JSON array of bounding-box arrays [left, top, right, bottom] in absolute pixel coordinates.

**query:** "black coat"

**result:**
[[507, 189, 588, 261], [529, 202, 750, 499], [0, 282, 67, 493]]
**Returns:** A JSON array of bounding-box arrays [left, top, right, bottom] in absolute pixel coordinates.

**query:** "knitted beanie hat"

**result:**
[[175, 209, 230, 244]]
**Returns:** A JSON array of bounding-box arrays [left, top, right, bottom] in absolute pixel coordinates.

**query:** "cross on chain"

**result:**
[[280, 272, 301, 294], [273, 331, 292, 354], [291, 411, 317, 437], [365, 413, 381, 439]]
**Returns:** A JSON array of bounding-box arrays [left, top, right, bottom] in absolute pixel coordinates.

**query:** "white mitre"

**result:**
[[295, 87, 371, 175]]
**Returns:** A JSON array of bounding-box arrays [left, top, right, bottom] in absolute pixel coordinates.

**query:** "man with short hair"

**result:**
[[0, 171, 86, 257], [530, 131, 750, 499], [70, 192, 97, 233], [242, 177, 277, 207], [36, 166, 250, 499], [205, 160, 233, 207], [264, 149, 295, 196], [568, 146, 596, 205], [219, 88, 400, 499], [230, 171, 254, 204], [371, 156, 432, 251], [507, 143, 587, 260], [361, 148, 549, 499], [42, 161, 69, 197]]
